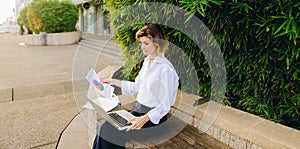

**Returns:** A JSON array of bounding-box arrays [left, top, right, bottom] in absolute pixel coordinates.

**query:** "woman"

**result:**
[[93, 24, 179, 149]]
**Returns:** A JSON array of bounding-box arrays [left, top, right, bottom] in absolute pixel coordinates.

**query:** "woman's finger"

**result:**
[[128, 117, 136, 124], [100, 78, 111, 84], [126, 123, 136, 132]]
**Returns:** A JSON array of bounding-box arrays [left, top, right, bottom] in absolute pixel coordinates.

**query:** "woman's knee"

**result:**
[[99, 121, 116, 135]]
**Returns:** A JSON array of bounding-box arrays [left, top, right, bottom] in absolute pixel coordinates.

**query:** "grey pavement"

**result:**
[[0, 33, 121, 148]]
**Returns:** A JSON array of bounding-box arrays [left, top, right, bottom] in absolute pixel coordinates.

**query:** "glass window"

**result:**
[[87, 6, 96, 34]]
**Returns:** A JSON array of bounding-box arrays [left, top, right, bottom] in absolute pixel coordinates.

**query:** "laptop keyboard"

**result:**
[[108, 113, 132, 127]]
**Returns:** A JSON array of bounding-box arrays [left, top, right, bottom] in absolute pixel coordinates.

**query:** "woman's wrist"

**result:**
[[111, 79, 121, 87], [143, 115, 150, 123], [110, 78, 115, 85]]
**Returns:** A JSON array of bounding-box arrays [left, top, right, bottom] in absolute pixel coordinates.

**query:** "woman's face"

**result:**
[[139, 36, 158, 57]]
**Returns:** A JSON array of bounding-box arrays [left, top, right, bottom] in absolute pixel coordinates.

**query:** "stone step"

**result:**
[[81, 36, 119, 47], [80, 38, 120, 49], [82, 34, 113, 41], [79, 42, 122, 58], [0, 80, 87, 103], [79, 42, 121, 57], [79, 35, 122, 58]]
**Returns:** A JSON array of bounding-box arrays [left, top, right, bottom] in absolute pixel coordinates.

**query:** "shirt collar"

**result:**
[[144, 53, 177, 74], [144, 53, 165, 63]]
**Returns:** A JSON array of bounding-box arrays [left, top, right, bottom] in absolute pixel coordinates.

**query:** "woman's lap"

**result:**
[[93, 110, 167, 149]]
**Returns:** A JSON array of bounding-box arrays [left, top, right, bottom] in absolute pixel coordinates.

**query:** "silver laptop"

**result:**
[[88, 99, 134, 131]]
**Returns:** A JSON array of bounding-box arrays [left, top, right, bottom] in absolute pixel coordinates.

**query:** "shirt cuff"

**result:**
[[147, 108, 167, 124], [121, 81, 130, 95]]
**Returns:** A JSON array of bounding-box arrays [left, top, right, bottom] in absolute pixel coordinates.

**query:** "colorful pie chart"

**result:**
[[93, 80, 104, 91]]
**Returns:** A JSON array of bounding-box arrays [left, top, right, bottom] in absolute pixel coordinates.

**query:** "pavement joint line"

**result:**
[[30, 141, 57, 149], [12, 88, 14, 101], [55, 110, 82, 148]]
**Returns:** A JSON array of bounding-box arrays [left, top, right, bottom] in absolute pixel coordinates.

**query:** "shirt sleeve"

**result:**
[[120, 73, 142, 95], [147, 69, 179, 124]]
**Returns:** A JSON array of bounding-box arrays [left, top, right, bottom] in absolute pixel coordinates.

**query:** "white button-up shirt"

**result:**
[[121, 54, 179, 124]]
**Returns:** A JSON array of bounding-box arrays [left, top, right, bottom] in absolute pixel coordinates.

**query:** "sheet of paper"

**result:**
[[82, 96, 120, 112], [85, 68, 114, 100]]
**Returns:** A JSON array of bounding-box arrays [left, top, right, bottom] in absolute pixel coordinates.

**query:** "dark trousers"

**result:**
[[92, 111, 167, 149]]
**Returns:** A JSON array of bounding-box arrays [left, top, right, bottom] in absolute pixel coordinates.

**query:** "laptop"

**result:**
[[88, 98, 134, 131]]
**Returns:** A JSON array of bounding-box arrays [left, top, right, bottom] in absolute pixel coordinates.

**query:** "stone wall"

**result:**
[[23, 31, 81, 46], [170, 96, 300, 149]]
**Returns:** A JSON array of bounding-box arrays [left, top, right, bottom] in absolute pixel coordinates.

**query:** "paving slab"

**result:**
[[0, 93, 78, 149], [0, 88, 11, 103]]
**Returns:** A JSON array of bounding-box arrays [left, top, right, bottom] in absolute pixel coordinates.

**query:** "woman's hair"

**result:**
[[136, 24, 169, 55]]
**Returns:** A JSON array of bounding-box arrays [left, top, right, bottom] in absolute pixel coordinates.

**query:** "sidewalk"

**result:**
[[0, 33, 121, 148], [0, 33, 119, 92]]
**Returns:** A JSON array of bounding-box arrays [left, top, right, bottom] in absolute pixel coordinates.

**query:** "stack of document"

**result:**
[[85, 68, 114, 99], [83, 68, 119, 112]]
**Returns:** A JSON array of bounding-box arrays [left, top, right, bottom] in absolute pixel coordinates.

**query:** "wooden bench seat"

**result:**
[[126, 123, 232, 149]]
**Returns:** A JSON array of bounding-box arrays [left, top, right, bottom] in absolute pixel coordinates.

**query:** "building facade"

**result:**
[[14, 0, 112, 35], [15, 0, 32, 21], [73, 0, 113, 35]]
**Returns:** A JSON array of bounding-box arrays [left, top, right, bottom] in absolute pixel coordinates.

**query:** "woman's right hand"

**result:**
[[101, 78, 121, 87], [100, 78, 113, 85]]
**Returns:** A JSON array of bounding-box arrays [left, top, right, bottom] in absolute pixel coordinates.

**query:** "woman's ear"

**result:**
[[154, 43, 159, 49]]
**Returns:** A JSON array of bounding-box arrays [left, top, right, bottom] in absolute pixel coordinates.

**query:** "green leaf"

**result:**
[[286, 57, 290, 70], [285, 18, 291, 33], [274, 19, 288, 35], [274, 31, 288, 38], [184, 11, 195, 23], [283, 107, 294, 115], [292, 71, 299, 80], [273, 48, 285, 54], [209, 0, 222, 6], [271, 16, 288, 19], [284, 83, 291, 89]]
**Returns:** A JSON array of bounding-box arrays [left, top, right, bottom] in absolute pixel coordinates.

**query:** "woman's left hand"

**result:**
[[126, 115, 150, 132]]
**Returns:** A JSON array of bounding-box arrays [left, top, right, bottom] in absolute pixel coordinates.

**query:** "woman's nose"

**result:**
[[141, 44, 145, 49]]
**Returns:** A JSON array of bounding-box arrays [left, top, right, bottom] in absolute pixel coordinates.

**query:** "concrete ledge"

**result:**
[[0, 88, 12, 102], [47, 32, 81, 45], [13, 81, 72, 101], [0, 81, 74, 102], [23, 31, 81, 46], [97, 64, 122, 79], [171, 93, 300, 149], [56, 110, 96, 149]]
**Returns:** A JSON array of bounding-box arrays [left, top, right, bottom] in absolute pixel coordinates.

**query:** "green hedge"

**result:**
[[106, 0, 300, 130], [18, 0, 78, 34], [204, 0, 300, 129]]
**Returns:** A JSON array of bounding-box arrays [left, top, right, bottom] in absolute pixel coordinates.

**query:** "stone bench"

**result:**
[[118, 90, 300, 149], [57, 64, 300, 149], [113, 94, 232, 149], [169, 93, 300, 149]]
